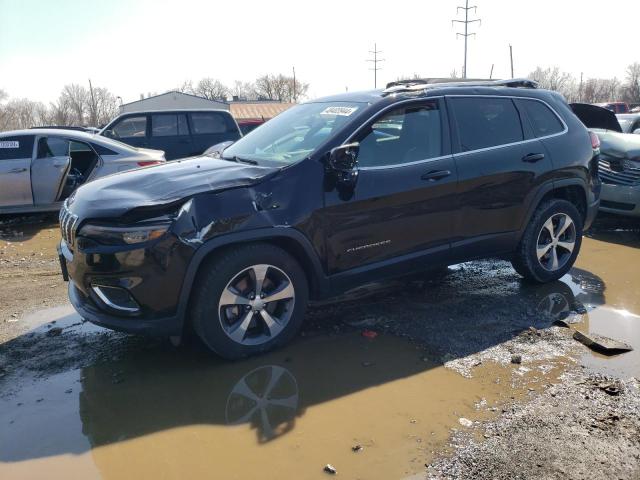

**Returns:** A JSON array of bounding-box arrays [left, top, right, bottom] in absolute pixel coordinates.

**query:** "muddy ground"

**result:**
[[0, 213, 639, 480]]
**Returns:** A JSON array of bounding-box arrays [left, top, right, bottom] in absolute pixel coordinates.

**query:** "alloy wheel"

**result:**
[[218, 264, 295, 346], [536, 213, 576, 272]]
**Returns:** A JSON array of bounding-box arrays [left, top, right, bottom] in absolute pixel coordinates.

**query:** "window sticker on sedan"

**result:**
[[0, 141, 19, 148], [320, 106, 358, 117]]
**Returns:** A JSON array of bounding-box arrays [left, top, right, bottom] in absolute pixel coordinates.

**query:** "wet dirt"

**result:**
[[0, 214, 639, 479]]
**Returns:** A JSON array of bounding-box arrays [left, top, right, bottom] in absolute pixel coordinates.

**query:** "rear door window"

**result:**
[[0, 136, 35, 160], [519, 99, 565, 137], [151, 114, 189, 137], [37, 137, 70, 158], [112, 116, 148, 139], [450, 97, 524, 151], [189, 112, 231, 134]]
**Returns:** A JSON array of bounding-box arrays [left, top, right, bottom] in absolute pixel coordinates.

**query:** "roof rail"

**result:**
[[382, 78, 539, 96]]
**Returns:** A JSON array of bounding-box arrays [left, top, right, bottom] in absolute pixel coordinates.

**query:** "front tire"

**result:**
[[191, 244, 309, 359], [512, 199, 583, 283]]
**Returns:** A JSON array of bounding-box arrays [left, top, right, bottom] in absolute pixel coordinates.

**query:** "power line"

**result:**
[[452, 0, 481, 79], [367, 43, 384, 88]]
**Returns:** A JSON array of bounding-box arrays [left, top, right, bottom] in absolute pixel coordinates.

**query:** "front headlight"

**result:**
[[78, 223, 170, 245]]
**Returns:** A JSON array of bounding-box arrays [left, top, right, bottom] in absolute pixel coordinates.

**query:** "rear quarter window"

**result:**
[[450, 97, 523, 151], [0, 136, 35, 160], [189, 112, 235, 135], [519, 99, 564, 137]]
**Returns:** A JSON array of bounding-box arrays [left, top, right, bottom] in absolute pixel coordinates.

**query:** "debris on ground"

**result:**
[[361, 330, 378, 339], [46, 327, 63, 337], [458, 418, 473, 428], [352, 444, 363, 452], [323, 464, 337, 475], [510, 354, 522, 364], [573, 330, 633, 354]]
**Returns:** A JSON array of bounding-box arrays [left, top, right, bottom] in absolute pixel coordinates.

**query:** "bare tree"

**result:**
[[623, 62, 640, 103], [87, 86, 119, 126], [529, 66, 578, 101], [61, 84, 89, 125], [47, 94, 74, 126], [195, 78, 229, 101], [174, 80, 195, 94], [254, 74, 308, 102], [231, 80, 257, 100]]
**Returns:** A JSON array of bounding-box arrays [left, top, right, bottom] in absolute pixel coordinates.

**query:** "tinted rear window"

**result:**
[[520, 99, 564, 137], [151, 114, 189, 137], [451, 97, 523, 151], [0, 136, 35, 160], [190, 112, 233, 134]]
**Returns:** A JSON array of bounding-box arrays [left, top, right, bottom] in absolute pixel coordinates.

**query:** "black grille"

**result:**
[[59, 203, 79, 247], [598, 158, 640, 186]]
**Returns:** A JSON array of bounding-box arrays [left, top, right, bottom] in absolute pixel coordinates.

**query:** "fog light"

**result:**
[[91, 285, 140, 313]]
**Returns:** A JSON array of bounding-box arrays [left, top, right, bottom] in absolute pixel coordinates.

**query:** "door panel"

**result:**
[[447, 95, 553, 254], [322, 99, 456, 274], [31, 137, 71, 205], [148, 113, 191, 160], [0, 135, 35, 206]]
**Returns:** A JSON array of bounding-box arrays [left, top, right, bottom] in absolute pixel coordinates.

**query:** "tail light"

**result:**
[[137, 160, 163, 167], [589, 131, 600, 149]]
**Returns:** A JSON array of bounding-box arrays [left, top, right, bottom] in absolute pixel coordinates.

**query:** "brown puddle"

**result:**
[[0, 312, 562, 480]]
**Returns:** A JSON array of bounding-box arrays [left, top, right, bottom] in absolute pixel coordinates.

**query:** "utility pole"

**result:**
[[509, 44, 514, 78], [489, 64, 494, 79], [88, 79, 96, 126], [367, 43, 384, 88], [452, 0, 481, 79], [579, 72, 584, 102], [292, 66, 297, 103]]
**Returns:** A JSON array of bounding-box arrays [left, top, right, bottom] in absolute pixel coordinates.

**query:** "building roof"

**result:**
[[121, 90, 227, 108], [229, 101, 295, 121]]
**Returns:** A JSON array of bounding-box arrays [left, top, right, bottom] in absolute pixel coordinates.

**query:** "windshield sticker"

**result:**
[[0, 141, 19, 148], [320, 106, 358, 117]]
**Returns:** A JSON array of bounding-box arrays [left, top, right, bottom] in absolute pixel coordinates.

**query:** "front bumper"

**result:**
[[598, 183, 640, 217], [68, 282, 183, 336], [59, 234, 194, 336]]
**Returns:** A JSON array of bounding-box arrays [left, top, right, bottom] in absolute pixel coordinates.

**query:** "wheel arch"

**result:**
[[521, 179, 588, 235], [176, 228, 328, 324]]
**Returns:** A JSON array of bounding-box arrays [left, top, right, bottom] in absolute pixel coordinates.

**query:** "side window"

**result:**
[[0, 136, 35, 160], [357, 101, 443, 168], [111, 116, 147, 139], [37, 137, 70, 158], [190, 112, 230, 134], [151, 114, 189, 137], [92, 143, 118, 156], [451, 97, 523, 151], [520, 99, 564, 137]]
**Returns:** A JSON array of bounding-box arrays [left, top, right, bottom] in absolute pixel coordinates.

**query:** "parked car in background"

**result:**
[[237, 119, 265, 135], [616, 113, 640, 134], [59, 79, 600, 359], [100, 109, 242, 160], [0, 129, 165, 214], [594, 102, 631, 114], [572, 103, 640, 217]]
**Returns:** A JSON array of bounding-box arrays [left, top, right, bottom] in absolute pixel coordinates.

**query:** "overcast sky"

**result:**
[[0, 0, 638, 104]]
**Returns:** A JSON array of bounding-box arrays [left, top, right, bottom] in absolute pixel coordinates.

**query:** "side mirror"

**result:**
[[103, 129, 115, 139], [328, 143, 359, 186], [633, 128, 640, 135]]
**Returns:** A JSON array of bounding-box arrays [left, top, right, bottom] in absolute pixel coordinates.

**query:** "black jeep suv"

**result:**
[[58, 79, 601, 359]]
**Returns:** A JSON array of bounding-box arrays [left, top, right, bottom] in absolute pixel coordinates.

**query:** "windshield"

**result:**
[[222, 101, 365, 165], [617, 118, 632, 133]]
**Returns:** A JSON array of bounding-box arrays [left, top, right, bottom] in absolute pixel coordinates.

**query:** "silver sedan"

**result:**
[[0, 128, 165, 214]]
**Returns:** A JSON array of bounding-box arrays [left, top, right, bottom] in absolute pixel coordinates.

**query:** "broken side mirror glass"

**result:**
[[329, 142, 359, 187]]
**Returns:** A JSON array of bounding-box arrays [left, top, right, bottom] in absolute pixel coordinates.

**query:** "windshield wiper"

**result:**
[[223, 155, 259, 165]]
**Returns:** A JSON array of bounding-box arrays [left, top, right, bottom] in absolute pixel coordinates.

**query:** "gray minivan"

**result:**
[[100, 109, 242, 160]]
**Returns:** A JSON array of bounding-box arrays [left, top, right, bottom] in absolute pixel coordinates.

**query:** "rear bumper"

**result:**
[[69, 282, 183, 336], [598, 183, 640, 217]]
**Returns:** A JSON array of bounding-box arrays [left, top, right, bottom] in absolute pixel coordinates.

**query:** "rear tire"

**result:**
[[511, 199, 583, 283], [190, 244, 309, 359]]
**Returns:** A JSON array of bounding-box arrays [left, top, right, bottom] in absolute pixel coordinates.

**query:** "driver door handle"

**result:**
[[421, 169, 451, 181], [8, 167, 27, 174], [522, 153, 545, 163]]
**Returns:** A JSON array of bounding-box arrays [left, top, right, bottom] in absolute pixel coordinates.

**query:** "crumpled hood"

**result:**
[[68, 156, 278, 219], [595, 129, 640, 160]]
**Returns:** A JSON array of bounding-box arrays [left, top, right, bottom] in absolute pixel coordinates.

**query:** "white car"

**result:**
[[0, 128, 165, 214]]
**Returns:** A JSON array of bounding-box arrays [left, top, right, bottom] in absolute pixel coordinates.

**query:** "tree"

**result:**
[[87, 86, 119, 126], [254, 74, 308, 102], [529, 66, 577, 101], [61, 84, 89, 125], [231, 80, 257, 100], [194, 78, 229, 101], [623, 62, 640, 103]]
